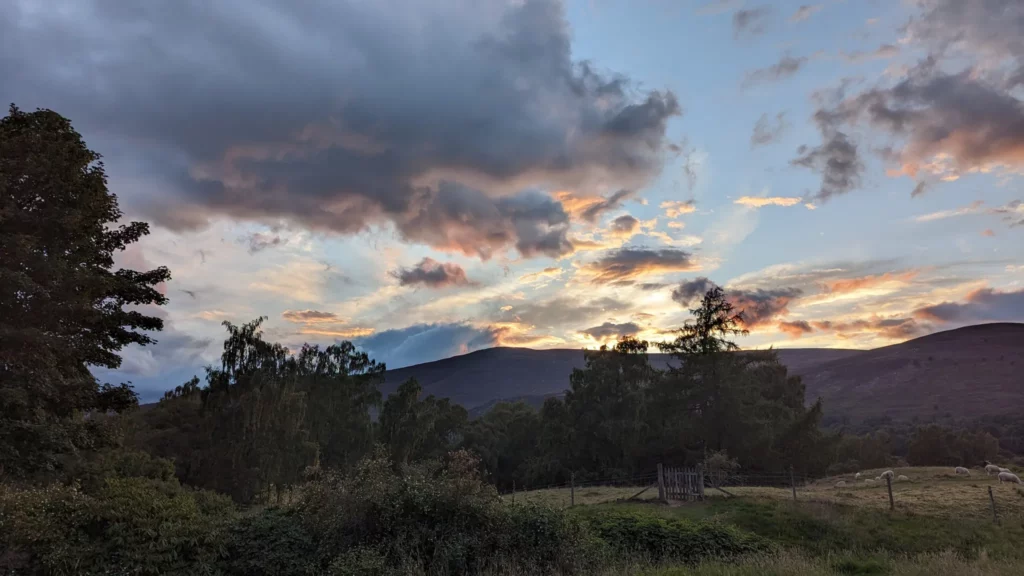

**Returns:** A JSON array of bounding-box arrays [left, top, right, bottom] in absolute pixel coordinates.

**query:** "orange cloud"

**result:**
[[821, 271, 918, 295], [660, 200, 697, 218], [519, 267, 564, 283], [778, 320, 814, 338], [299, 327, 376, 338], [734, 196, 803, 208]]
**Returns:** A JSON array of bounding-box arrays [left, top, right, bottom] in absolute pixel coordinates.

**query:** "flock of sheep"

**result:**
[[834, 463, 1021, 488]]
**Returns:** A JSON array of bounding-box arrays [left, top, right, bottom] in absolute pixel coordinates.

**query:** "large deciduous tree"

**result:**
[[1, 105, 170, 480]]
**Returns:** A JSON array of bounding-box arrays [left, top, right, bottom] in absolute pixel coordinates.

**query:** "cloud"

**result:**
[[742, 56, 807, 88], [813, 317, 928, 340], [671, 277, 802, 328], [660, 200, 697, 218], [391, 257, 475, 288], [356, 323, 501, 368], [734, 196, 805, 208], [578, 189, 637, 223], [581, 247, 699, 284], [914, 200, 985, 222], [246, 232, 283, 253], [497, 296, 630, 329], [282, 309, 340, 323], [299, 327, 376, 338], [751, 112, 788, 147], [990, 200, 1024, 227], [609, 214, 641, 238], [519, 266, 564, 283], [1, 0, 679, 261], [842, 44, 900, 64], [981, 228, 996, 237], [911, 181, 928, 198], [733, 6, 772, 37], [778, 320, 814, 338], [671, 277, 719, 306], [789, 5, 822, 23], [579, 321, 642, 340], [791, 119, 863, 201], [913, 287, 1024, 324]]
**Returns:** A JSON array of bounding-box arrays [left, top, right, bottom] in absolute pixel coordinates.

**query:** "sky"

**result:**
[[4, 0, 1024, 400]]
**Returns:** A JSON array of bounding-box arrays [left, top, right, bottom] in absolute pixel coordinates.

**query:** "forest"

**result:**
[[2, 106, 1021, 574]]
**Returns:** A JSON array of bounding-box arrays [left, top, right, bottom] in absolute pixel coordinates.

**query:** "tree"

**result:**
[[658, 286, 747, 357], [1, 105, 170, 481], [379, 378, 467, 468]]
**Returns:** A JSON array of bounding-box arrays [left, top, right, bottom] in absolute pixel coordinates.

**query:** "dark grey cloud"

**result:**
[[990, 200, 1023, 227], [811, 317, 928, 340], [789, 5, 822, 23], [582, 247, 699, 284], [729, 286, 804, 328], [791, 105, 864, 201], [580, 189, 636, 223], [742, 56, 807, 88], [733, 6, 772, 37], [914, 287, 1024, 324], [282, 309, 340, 323], [911, 181, 928, 198], [842, 44, 900, 64], [751, 112, 788, 147], [610, 214, 640, 235], [671, 277, 719, 306], [0, 0, 679, 260], [356, 323, 500, 368], [778, 320, 814, 337], [246, 232, 283, 253], [390, 257, 475, 288], [580, 321, 641, 340], [497, 296, 631, 329]]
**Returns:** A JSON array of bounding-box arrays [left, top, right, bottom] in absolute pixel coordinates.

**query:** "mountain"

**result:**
[[383, 323, 1024, 425], [799, 323, 1024, 424]]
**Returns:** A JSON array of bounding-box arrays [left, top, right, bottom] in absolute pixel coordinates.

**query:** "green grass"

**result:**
[[644, 551, 1024, 576]]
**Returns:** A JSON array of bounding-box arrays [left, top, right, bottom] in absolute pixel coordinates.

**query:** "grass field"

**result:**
[[511, 466, 1024, 520]]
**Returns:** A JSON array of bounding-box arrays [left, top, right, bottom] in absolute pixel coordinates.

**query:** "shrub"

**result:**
[[297, 448, 602, 574], [574, 508, 767, 564], [220, 507, 318, 575], [0, 477, 234, 575]]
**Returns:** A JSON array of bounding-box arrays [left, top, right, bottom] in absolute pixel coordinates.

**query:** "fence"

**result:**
[[657, 463, 704, 501]]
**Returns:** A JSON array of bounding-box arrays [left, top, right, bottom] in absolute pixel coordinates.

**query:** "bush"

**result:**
[[220, 507, 319, 575], [573, 508, 768, 564], [297, 448, 602, 574], [0, 477, 234, 575]]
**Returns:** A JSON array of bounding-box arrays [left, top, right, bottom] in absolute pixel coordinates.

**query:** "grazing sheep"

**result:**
[[998, 467, 1011, 474], [864, 478, 875, 485], [998, 471, 1022, 484], [897, 475, 909, 482], [985, 464, 1001, 475], [880, 470, 895, 480], [855, 472, 862, 479], [836, 481, 847, 487], [954, 466, 970, 476]]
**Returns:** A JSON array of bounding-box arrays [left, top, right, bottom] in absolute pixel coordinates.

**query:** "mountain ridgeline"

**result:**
[[383, 323, 1024, 426]]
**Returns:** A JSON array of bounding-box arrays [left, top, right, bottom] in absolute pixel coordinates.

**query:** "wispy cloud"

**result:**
[[789, 5, 822, 23], [913, 200, 985, 222], [734, 196, 807, 208]]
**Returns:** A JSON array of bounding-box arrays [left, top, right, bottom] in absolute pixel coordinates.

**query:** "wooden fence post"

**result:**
[[790, 466, 797, 501], [512, 481, 515, 504], [697, 463, 705, 500], [570, 472, 575, 507], [886, 476, 894, 510], [989, 486, 999, 524], [657, 463, 666, 503]]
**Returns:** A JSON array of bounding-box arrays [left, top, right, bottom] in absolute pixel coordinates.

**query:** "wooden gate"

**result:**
[[657, 464, 704, 502]]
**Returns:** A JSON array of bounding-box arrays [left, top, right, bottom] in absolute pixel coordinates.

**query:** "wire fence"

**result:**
[[501, 466, 1024, 522]]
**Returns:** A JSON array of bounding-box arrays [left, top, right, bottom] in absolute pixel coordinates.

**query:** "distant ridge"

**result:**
[[382, 323, 1024, 425]]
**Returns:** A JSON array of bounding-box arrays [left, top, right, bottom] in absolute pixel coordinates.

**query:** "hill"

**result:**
[[799, 323, 1024, 424], [384, 323, 1024, 425]]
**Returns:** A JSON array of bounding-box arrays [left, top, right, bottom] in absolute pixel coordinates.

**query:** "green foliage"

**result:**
[[907, 425, 1000, 467], [378, 378, 468, 467], [220, 508, 319, 576], [462, 401, 542, 490], [297, 449, 600, 575], [0, 477, 234, 575], [1, 105, 168, 482], [572, 508, 768, 564]]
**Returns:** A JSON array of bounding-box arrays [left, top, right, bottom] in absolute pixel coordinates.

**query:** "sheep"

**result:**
[[879, 470, 895, 480], [954, 466, 970, 476], [985, 464, 1001, 475], [864, 478, 876, 485], [855, 472, 862, 479], [835, 481, 847, 487], [998, 467, 1011, 474], [897, 475, 909, 482], [998, 471, 1022, 485]]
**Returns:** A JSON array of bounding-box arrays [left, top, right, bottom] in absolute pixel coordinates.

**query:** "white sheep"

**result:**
[[897, 475, 909, 482], [879, 470, 894, 480], [954, 466, 970, 476], [835, 480, 847, 487], [998, 467, 1011, 474], [864, 478, 876, 485], [998, 471, 1022, 484], [855, 472, 862, 479], [985, 464, 1001, 475]]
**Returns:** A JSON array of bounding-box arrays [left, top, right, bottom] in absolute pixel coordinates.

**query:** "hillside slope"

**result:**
[[800, 323, 1024, 424], [384, 323, 1024, 424]]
